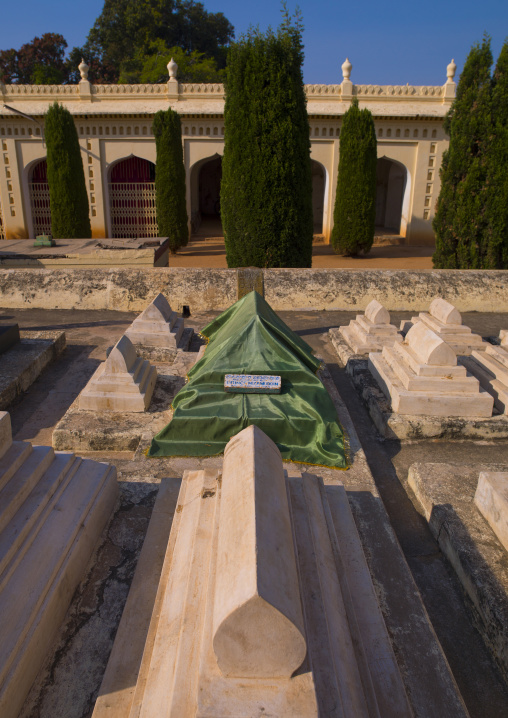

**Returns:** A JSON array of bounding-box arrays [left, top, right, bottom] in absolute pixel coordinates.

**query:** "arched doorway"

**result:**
[[311, 160, 325, 234], [375, 158, 406, 234], [29, 159, 51, 237], [190, 155, 223, 237], [108, 156, 157, 238]]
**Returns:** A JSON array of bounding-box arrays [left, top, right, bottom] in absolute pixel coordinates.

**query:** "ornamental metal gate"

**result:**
[[29, 160, 51, 236], [108, 157, 158, 238]]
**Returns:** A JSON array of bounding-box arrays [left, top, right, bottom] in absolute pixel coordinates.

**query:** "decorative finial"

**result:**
[[167, 58, 178, 80], [342, 57, 352, 81], [446, 59, 457, 82], [78, 59, 89, 82]]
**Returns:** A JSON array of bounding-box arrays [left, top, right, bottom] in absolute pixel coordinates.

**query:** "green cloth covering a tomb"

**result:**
[[149, 291, 348, 469]]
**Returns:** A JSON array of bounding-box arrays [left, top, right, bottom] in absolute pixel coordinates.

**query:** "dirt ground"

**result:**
[[168, 238, 435, 269]]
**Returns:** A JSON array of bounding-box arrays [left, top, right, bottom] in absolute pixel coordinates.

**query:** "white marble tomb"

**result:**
[[369, 322, 494, 417]]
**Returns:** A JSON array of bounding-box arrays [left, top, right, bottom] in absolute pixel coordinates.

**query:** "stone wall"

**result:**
[[0, 267, 507, 313]]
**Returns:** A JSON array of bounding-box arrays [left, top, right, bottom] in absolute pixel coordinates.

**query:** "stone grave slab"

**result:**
[[369, 322, 493, 417], [338, 299, 402, 355], [92, 425, 412, 718], [408, 462, 508, 682], [125, 293, 192, 362], [0, 330, 66, 410], [474, 471, 508, 551], [460, 343, 508, 414], [400, 298, 485, 355], [79, 335, 157, 412], [0, 411, 117, 718], [0, 325, 20, 355]]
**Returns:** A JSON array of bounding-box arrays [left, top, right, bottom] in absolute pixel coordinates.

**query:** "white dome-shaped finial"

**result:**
[[342, 57, 352, 81], [78, 58, 89, 82], [446, 58, 457, 82], [167, 58, 178, 80]]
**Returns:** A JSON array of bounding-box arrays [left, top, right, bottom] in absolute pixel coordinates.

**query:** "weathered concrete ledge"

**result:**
[[408, 462, 508, 683], [0, 267, 507, 312], [0, 330, 66, 410]]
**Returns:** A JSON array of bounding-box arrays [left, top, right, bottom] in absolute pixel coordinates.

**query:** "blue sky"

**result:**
[[1, 0, 506, 84]]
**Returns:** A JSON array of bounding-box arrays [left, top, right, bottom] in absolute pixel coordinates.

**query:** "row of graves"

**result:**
[[330, 297, 508, 683], [0, 290, 504, 717], [4, 292, 508, 718]]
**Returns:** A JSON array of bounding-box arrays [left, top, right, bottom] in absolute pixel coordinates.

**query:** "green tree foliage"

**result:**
[[153, 109, 188, 252], [331, 98, 377, 256], [45, 103, 91, 239], [484, 39, 508, 268], [71, 0, 234, 84], [118, 41, 224, 84], [432, 38, 493, 268], [220, 11, 313, 268], [0, 34, 68, 84]]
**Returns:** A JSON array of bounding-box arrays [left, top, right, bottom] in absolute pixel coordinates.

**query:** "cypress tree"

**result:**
[[432, 38, 492, 268], [152, 109, 188, 253], [331, 97, 377, 256], [484, 40, 508, 268], [45, 102, 91, 238], [220, 11, 313, 268]]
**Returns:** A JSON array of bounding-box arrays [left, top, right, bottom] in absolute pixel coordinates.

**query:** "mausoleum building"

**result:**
[[0, 57, 457, 245]]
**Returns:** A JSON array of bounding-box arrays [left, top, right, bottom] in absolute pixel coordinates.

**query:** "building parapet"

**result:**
[[0, 56, 456, 111]]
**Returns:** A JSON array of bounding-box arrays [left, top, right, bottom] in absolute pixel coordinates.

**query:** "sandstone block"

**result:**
[[0, 412, 117, 718], [125, 293, 184, 352], [474, 472, 508, 551], [500, 329, 508, 348], [79, 335, 157, 412]]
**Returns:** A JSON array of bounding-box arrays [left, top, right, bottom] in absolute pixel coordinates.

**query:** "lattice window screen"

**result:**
[[29, 182, 52, 236], [108, 182, 158, 238]]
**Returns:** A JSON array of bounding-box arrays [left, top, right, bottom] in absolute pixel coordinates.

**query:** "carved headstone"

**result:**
[[79, 335, 157, 412], [400, 298, 485, 355], [125, 294, 185, 361], [339, 299, 402, 354], [93, 425, 411, 717]]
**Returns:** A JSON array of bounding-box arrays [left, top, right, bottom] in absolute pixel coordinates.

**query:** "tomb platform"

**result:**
[[408, 462, 508, 683], [125, 293, 193, 362], [0, 237, 170, 269], [0, 329, 66, 410], [0, 411, 117, 718], [400, 298, 486, 355], [460, 344, 508, 414], [369, 322, 493, 417], [92, 425, 413, 717], [338, 298, 402, 355], [53, 348, 200, 452], [343, 356, 508, 440]]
